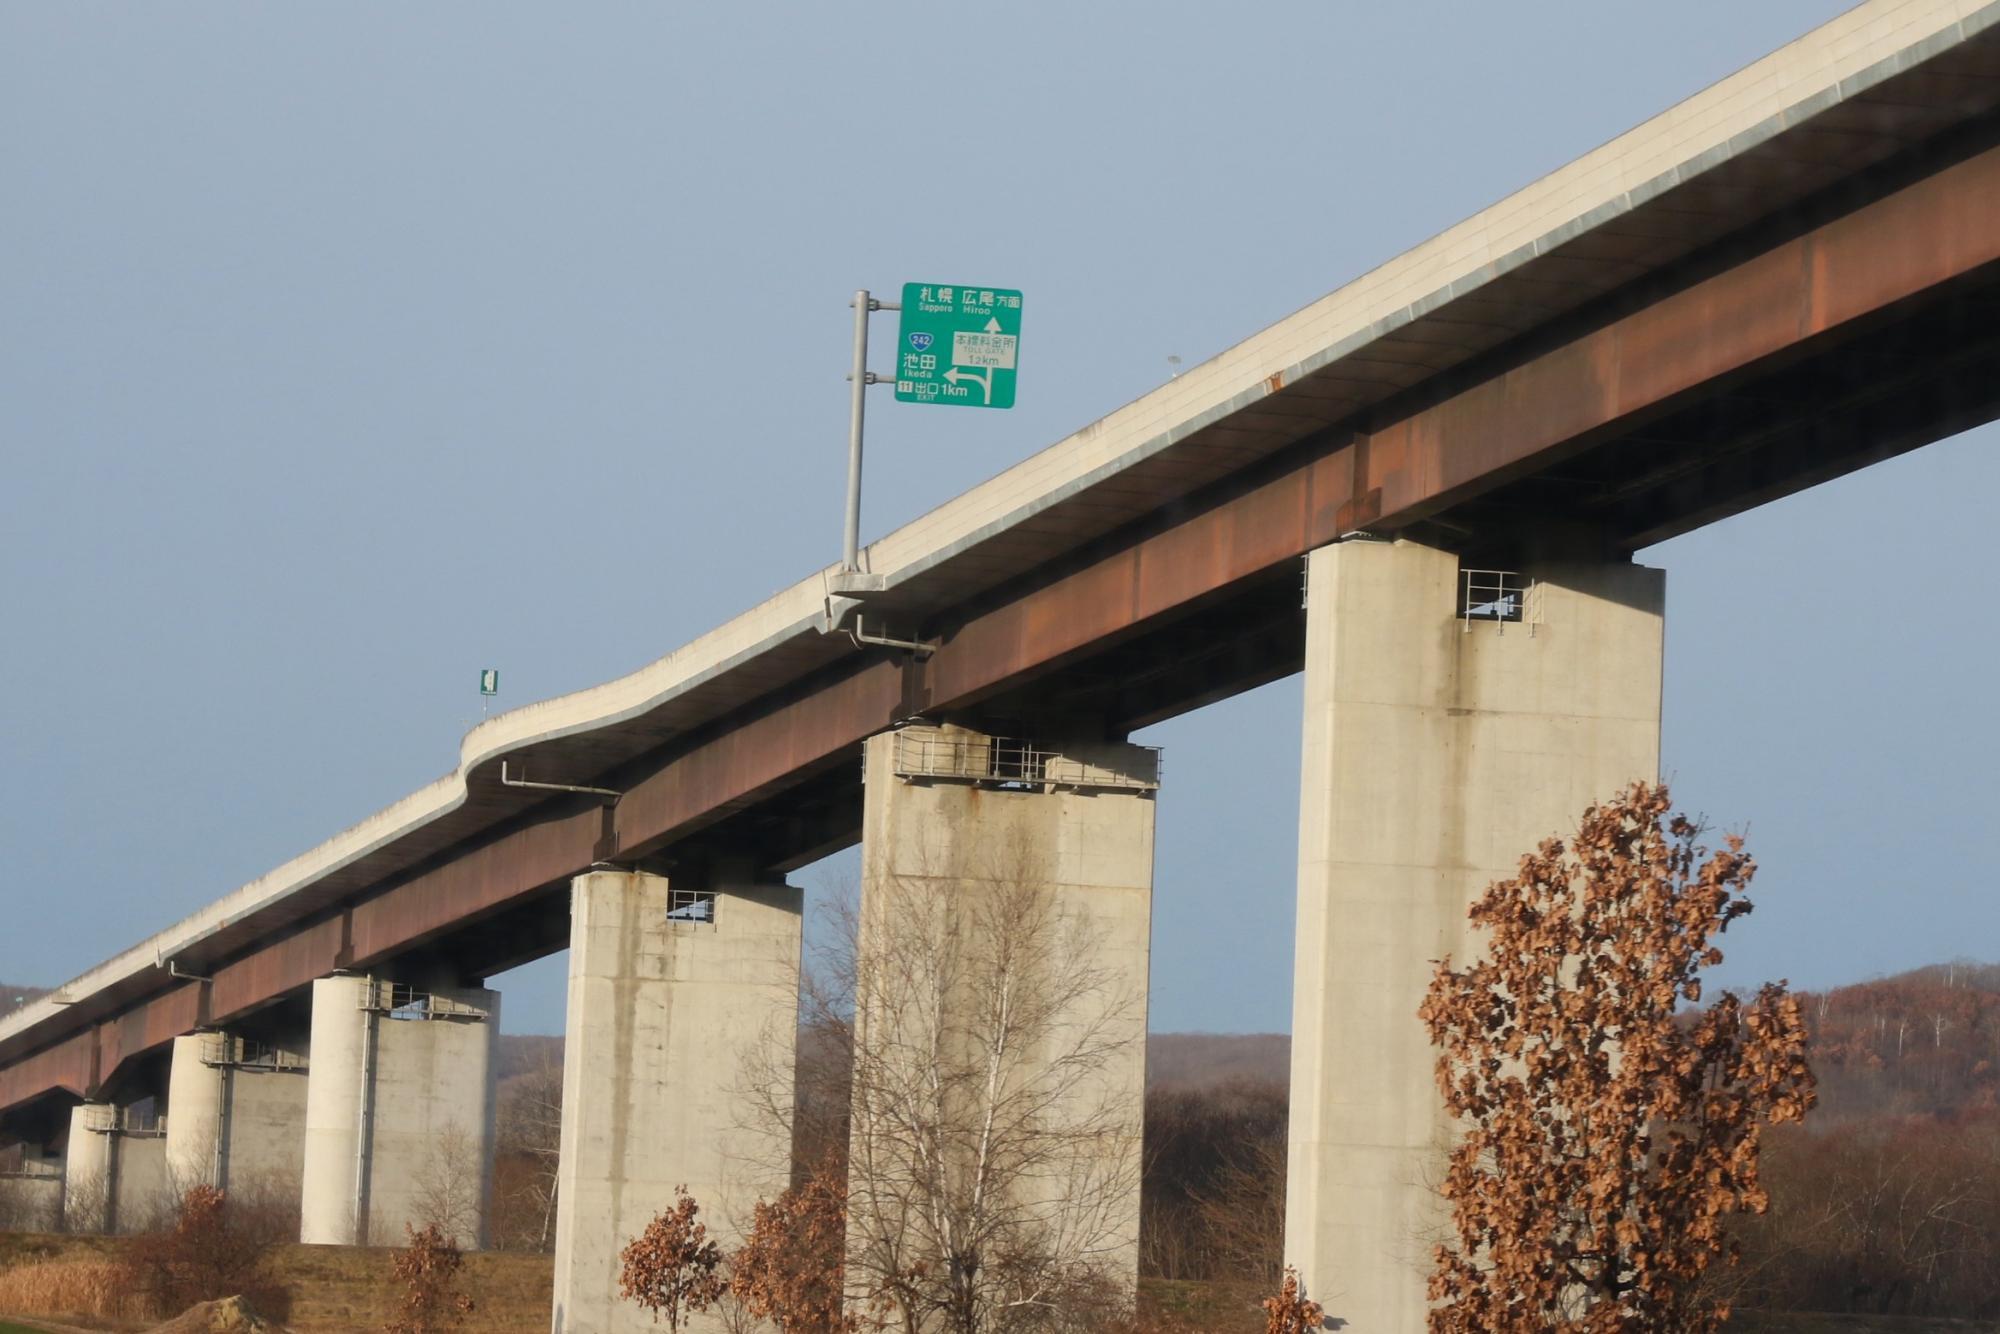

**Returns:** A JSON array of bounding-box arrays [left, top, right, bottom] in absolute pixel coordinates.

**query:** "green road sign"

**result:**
[[894, 283, 1022, 409], [479, 669, 499, 696]]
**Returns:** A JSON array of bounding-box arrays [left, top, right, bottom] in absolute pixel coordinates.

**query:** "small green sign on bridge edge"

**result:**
[[894, 283, 1022, 409]]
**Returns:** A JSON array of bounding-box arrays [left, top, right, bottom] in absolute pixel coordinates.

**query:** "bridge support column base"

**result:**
[[63, 1101, 168, 1235], [844, 725, 1158, 1310], [164, 1030, 309, 1217], [550, 869, 802, 1334], [1284, 539, 1664, 1331], [299, 974, 499, 1248], [0, 1139, 63, 1232]]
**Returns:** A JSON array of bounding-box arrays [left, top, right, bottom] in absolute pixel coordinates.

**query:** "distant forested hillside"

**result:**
[[1137, 961, 2000, 1319], [1146, 1032, 1289, 1089], [0, 983, 46, 1018], [1726, 962, 2000, 1318], [1796, 960, 2000, 1123]]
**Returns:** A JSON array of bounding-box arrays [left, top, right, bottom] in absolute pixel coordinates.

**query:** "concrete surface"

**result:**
[[60, 1104, 110, 1233], [62, 1101, 169, 1235], [299, 974, 498, 1248], [1283, 539, 1664, 1332], [164, 1031, 309, 1211], [0, 1168, 61, 1232], [550, 870, 802, 1334], [846, 725, 1158, 1302]]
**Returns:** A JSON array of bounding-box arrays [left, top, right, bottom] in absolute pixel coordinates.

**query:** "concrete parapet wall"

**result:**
[[551, 871, 802, 1334], [1283, 540, 1664, 1331]]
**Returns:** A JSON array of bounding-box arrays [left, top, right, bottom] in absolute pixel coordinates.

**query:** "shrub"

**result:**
[[384, 1222, 476, 1334], [1262, 1268, 1324, 1334], [620, 1187, 725, 1331], [729, 1170, 854, 1334], [124, 1184, 289, 1319]]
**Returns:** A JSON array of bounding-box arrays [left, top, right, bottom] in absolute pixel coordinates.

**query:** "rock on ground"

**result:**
[[145, 1295, 275, 1333]]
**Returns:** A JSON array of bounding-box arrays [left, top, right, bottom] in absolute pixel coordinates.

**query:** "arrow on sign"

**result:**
[[983, 315, 1002, 333], [944, 366, 992, 404]]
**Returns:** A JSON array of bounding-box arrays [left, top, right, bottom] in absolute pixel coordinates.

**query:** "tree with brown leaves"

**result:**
[[384, 1223, 475, 1334], [1418, 782, 1816, 1333], [1261, 1267, 1324, 1334], [620, 1186, 727, 1331], [729, 1168, 856, 1334], [125, 1183, 287, 1319]]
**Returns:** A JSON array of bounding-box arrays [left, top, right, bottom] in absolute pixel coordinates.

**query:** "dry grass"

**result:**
[[271, 1244, 550, 1333], [0, 1258, 152, 1325], [1131, 1279, 1265, 1332], [1121, 1281, 2000, 1334], [1733, 1317, 2000, 1333], [5, 1233, 1999, 1334], [0, 1233, 552, 1334]]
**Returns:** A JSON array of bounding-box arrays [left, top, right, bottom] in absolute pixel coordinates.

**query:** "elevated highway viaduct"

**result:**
[[5, 2, 2000, 1327]]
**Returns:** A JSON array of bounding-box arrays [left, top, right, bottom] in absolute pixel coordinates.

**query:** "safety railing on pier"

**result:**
[[197, 1032, 306, 1072], [356, 980, 489, 1022], [891, 730, 1160, 793], [1460, 569, 1539, 633]]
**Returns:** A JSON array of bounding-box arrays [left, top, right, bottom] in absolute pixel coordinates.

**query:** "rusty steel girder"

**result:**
[[1364, 144, 2000, 528]]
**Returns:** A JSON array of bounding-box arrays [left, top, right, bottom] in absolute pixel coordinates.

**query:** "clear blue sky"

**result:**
[[4, 2, 1992, 1035]]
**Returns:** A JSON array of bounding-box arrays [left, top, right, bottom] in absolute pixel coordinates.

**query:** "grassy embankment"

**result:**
[[1114, 1283, 2000, 1334], [3, 1233, 1998, 1333], [0, 1232, 549, 1333]]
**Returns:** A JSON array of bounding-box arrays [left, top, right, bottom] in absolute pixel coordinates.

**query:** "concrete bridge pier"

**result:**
[[63, 1098, 169, 1234], [0, 1139, 63, 1232], [163, 1027, 309, 1211], [299, 973, 500, 1248], [550, 867, 803, 1334], [845, 724, 1158, 1302], [1283, 538, 1664, 1331]]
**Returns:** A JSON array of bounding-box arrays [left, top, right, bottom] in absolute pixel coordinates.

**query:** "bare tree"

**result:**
[[1419, 782, 1816, 1333], [495, 1049, 565, 1250], [842, 848, 1142, 1334], [410, 1121, 484, 1247], [1192, 1135, 1286, 1291], [62, 1165, 110, 1235]]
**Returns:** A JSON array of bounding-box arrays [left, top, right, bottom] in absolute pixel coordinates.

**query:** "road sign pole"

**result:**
[[841, 289, 871, 574]]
